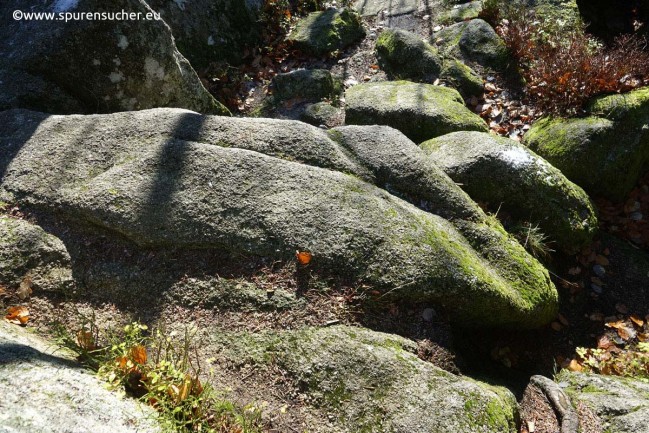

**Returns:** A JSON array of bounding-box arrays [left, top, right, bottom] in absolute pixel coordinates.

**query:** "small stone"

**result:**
[[592, 264, 606, 277], [629, 211, 643, 221], [421, 308, 436, 322], [433, 25, 442, 32], [591, 284, 603, 294]]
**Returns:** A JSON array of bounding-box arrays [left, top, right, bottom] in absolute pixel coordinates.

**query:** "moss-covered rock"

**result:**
[[0, 108, 558, 328], [434, 19, 509, 71], [556, 371, 649, 433], [213, 325, 519, 433], [440, 59, 485, 98], [0, 0, 227, 115], [345, 81, 488, 143], [271, 69, 342, 102], [421, 131, 598, 253], [287, 8, 365, 56], [524, 87, 649, 201], [0, 216, 74, 291], [375, 29, 443, 81]]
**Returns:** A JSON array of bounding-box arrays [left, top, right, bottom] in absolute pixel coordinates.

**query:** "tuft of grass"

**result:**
[[512, 222, 554, 260], [55, 319, 264, 433]]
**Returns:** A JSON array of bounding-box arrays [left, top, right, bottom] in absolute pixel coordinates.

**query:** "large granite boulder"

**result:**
[[345, 81, 488, 143], [375, 29, 443, 82], [0, 108, 558, 328], [0, 0, 226, 115], [146, 0, 261, 68], [434, 19, 509, 71], [524, 87, 649, 202], [421, 131, 598, 253], [0, 216, 74, 291], [213, 325, 519, 433], [0, 321, 161, 433]]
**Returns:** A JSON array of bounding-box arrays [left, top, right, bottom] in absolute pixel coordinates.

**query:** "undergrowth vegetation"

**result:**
[[480, 0, 649, 116], [55, 318, 264, 433]]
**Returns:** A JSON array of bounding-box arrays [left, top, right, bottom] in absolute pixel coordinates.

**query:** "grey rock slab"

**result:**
[[0, 321, 160, 433], [0, 108, 558, 328], [557, 371, 649, 433], [287, 8, 365, 56], [213, 325, 519, 432]]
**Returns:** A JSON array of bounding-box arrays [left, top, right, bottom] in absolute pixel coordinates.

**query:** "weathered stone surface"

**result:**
[[354, 0, 419, 17], [288, 8, 365, 55], [523, 87, 649, 201], [345, 81, 488, 143], [0, 216, 74, 291], [421, 131, 598, 253], [0, 321, 160, 433], [0, 108, 558, 327], [146, 0, 261, 68], [213, 325, 519, 433], [301, 102, 344, 127], [440, 59, 484, 98], [557, 371, 649, 433], [0, 0, 227, 115], [375, 29, 443, 81], [272, 69, 342, 102], [434, 19, 508, 71]]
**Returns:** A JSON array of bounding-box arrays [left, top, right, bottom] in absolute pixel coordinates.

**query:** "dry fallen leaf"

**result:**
[[5, 305, 29, 325], [295, 250, 312, 265], [130, 345, 147, 365], [567, 359, 583, 372], [630, 315, 645, 327], [76, 330, 98, 351], [16, 276, 33, 300], [0, 285, 6, 296]]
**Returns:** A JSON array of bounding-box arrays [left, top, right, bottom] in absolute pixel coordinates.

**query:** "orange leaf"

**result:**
[[567, 359, 583, 372], [0, 285, 7, 296], [606, 320, 626, 329], [597, 335, 615, 350], [76, 330, 98, 351], [630, 315, 645, 327], [616, 325, 635, 341], [130, 345, 147, 365], [295, 250, 312, 265], [5, 306, 29, 325]]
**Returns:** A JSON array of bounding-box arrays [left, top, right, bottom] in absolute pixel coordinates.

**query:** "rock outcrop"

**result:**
[[0, 108, 558, 328]]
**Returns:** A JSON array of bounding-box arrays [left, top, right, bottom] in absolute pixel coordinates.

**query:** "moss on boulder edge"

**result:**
[[287, 8, 365, 56], [345, 81, 488, 143], [0, 108, 557, 328], [375, 28, 443, 81], [213, 325, 519, 433], [523, 87, 649, 201], [422, 131, 598, 253]]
